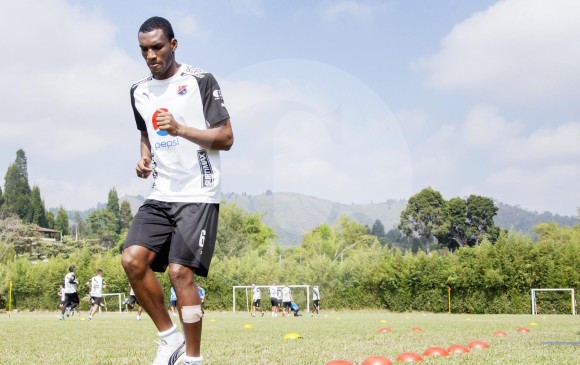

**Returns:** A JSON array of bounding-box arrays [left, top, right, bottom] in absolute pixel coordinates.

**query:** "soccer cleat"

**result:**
[[152, 336, 185, 365], [59, 315, 64, 320], [136, 316, 141, 321]]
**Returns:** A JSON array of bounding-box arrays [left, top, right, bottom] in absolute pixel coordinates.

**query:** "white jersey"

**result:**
[[313, 287, 320, 300], [130, 287, 135, 296], [89, 276, 105, 297], [64, 272, 77, 294], [253, 287, 261, 300], [269, 286, 278, 298], [130, 64, 230, 203], [282, 287, 291, 302]]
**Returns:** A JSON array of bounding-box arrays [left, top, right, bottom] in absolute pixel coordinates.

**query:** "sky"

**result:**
[[0, 0, 578, 216]]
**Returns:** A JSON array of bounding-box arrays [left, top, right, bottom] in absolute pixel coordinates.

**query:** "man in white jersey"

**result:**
[[121, 16, 233, 365], [87, 269, 106, 320], [281, 285, 292, 317], [60, 265, 80, 320], [269, 284, 279, 317], [251, 284, 264, 317], [311, 286, 320, 317]]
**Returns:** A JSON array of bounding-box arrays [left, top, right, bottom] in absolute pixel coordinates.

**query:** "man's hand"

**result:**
[[155, 109, 182, 136], [136, 156, 153, 178]]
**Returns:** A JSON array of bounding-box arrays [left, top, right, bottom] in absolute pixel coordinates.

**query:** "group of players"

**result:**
[[251, 284, 321, 317], [57, 265, 106, 321]]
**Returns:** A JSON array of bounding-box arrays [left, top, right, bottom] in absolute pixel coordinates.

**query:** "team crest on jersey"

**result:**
[[177, 85, 188, 95]]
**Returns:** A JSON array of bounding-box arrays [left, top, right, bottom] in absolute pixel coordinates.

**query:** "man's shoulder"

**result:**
[[180, 64, 210, 79], [131, 74, 153, 90]]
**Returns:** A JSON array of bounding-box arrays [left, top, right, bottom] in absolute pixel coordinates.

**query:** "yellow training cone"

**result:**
[[284, 333, 302, 339], [244, 324, 253, 329]]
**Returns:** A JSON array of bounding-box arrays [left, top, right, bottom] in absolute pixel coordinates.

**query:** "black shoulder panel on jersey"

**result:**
[[130, 83, 147, 131], [194, 72, 230, 126]]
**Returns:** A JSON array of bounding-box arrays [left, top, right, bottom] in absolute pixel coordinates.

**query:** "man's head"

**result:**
[[138, 16, 178, 80], [69, 265, 75, 272], [96, 269, 103, 276]]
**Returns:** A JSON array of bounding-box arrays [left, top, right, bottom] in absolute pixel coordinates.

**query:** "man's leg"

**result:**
[[122, 245, 173, 332], [169, 263, 202, 358]]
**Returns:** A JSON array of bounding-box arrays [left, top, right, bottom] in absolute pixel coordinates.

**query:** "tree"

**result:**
[[371, 219, 386, 238], [71, 211, 86, 240], [3, 150, 32, 221], [119, 200, 133, 230], [0, 185, 4, 208], [436, 195, 500, 249], [46, 211, 55, 229], [399, 187, 446, 253], [29, 186, 47, 227], [86, 209, 119, 247], [54, 207, 69, 236], [106, 188, 121, 234]]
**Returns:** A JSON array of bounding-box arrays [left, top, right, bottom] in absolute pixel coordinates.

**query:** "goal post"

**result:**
[[531, 288, 576, 315], [232, 285, 310, 313], [100, 293, 126, 313]]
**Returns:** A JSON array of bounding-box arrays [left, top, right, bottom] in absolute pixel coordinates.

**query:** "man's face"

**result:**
[[138, 29, 177, 80]]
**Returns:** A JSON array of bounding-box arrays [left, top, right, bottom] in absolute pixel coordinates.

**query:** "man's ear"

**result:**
[[171, 38, 178, 52]]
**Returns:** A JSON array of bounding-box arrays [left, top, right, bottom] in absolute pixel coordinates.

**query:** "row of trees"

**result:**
[[1, 212, 578, 314]]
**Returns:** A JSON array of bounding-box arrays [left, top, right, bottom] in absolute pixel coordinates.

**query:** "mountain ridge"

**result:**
[[117, 192, 578, 246]]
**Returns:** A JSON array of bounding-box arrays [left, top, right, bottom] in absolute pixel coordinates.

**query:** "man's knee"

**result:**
[[121, 246, 152, 275], [168, 264, 193, 287]]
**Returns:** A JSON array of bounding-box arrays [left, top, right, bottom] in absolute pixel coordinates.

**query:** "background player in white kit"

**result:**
[[87, 269, 106, 320], [281, 285, 292, 317], [269, 284, 279, 317], [60, 265, 80, 320], [251, 284, 264, 317], [311, 286, 320, 317]]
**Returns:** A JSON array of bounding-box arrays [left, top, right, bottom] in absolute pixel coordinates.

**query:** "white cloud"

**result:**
[[416, 0, 580, 105], [462, 104, 522, 149], [0, 0, 143, 210]]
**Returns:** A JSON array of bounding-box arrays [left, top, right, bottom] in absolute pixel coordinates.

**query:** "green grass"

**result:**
[[0, 311, 578, 364]]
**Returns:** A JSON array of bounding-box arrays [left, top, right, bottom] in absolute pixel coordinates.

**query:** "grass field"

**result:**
[[0, 310, 578, 364]]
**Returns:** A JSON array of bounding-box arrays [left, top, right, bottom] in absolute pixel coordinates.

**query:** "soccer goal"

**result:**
[[531, 288, 576, 315], [232, 285, 311, 313], [101, 293, 126, 313]]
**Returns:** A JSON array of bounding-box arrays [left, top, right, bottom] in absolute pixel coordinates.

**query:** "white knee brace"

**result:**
[[181, 305, 203, 323]]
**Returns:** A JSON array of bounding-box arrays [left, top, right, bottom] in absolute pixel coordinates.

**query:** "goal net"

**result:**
[[232, 285, 311, 313], [531, 288, 576, 315], [100, 293, 126, 313]]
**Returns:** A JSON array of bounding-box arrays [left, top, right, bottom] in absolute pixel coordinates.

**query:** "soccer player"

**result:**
[[60, 265, 80, 320], [57, 284, 65, 310], [269, 284, 279, 317], [311, 286, 320, 317], [126, 285, 143, 320], [251, 284, 264, 317], [196, 284, 205, 314], [121, 16, 233, 365], [87, 269, 106, 320], [281, 284, 292, 317], [170, 287, 178, 317]]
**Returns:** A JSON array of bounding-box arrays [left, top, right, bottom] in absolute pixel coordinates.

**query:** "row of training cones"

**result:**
[[325, 341, 490, 364]]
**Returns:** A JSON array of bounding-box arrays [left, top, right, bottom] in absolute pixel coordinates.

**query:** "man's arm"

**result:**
[[136, 130, 153, 178], [155, 112, 234, 151]]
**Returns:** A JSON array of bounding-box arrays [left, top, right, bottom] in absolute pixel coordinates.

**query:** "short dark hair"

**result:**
[[139, 16, 175, 41], [69, 265, 75, 272]]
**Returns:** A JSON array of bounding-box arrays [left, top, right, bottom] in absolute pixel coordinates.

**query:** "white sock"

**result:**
[[158, 324, 181, 344], [183, 355, 203, 364]]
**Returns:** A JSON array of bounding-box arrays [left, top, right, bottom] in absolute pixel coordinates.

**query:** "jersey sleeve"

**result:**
[[130, 84, 147, 131], [197, 73, 230, 126]]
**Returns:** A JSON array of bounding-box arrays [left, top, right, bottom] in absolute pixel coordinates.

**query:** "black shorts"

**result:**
[[128, 295, 139, 306], [124, 200, 219, 276], [270, 297, 278, 306], [283, 301, 292, 309], [313, 300, 320, 307], [91, 296, 103, 306], [253, 299, 261, 307], [64, 293, 79, 307]]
